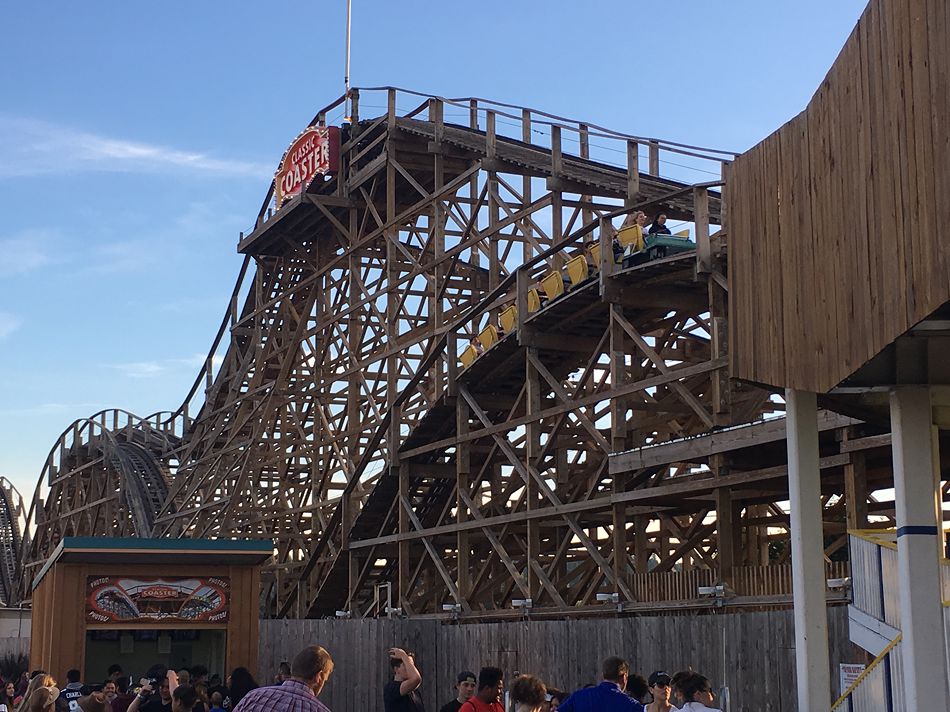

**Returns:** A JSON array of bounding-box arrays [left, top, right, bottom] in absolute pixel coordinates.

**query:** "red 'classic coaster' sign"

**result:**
[[274, 126, 340, 207]]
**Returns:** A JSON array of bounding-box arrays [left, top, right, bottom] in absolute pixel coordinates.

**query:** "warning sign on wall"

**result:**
[[839, 663, 866, 695]]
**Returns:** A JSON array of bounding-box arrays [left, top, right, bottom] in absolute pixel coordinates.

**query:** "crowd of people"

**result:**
[[417, 653, 719, 712], [3, 645, 719, 712], [4, 663, 263, 712], [232, 645, 719, 712]]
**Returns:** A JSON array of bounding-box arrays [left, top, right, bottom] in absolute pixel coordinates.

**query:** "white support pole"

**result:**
[[785, 389, 831, 711], [890, 386, 949, 711], [344, 0, 352, 95]]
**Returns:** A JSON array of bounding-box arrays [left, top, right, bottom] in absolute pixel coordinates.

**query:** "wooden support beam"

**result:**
[[459, 385, 637, 603], [627, 140, 640, 202]]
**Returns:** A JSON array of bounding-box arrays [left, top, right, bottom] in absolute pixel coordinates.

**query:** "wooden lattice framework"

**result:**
[[16, 88, 922, 617]]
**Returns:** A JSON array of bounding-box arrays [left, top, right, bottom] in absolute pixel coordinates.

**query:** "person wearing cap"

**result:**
[[545, 689, 566, 711], [439, 672, 476, 712], [458, 668, 503, 712], [557, 657, 644, 712], [644, 673, 676, 712]]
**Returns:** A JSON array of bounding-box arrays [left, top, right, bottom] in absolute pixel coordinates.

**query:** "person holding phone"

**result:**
[[127, 670, 175, 712]]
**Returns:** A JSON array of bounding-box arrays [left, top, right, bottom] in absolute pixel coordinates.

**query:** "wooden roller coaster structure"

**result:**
[[15, 87, 916, 618]]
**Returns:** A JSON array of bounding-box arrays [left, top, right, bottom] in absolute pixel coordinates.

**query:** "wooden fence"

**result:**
[[628, 562, 850, 602], [260, 605, 861, 712]]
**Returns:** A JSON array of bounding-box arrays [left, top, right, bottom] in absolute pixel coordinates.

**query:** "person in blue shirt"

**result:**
[[557, 657, 644, 712]]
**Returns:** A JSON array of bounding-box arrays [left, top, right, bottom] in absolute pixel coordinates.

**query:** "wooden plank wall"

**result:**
[[29, 563, 261, 681], [728, 0, 950, 392], [260, 607, 860, 712], [629, 562, 850, 602]]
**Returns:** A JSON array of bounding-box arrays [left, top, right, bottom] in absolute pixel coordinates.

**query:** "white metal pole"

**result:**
[[890, 386, 949, 711], [785, 389, 831, 711], [344, 0, 352, 95]]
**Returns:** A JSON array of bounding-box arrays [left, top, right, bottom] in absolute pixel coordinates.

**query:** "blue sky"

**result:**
[[0, 0, 868, 497]]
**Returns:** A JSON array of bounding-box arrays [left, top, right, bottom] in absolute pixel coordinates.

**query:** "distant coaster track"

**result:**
[[0, 478, 25, 606], [15, 409, 181, 599]]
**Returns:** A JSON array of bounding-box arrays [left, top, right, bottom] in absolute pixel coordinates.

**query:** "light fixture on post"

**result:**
[[511, 598, 533, 618], [826, 577, 851, 591], [384, 605, 403, 618], [596, 592, 622, 612], [697, 584, 727, 607]]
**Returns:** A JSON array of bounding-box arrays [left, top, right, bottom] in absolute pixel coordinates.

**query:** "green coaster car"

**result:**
[[623, 233, 696, 266]]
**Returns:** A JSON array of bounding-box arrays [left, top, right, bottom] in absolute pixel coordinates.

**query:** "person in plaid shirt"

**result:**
[[233, 647, 334, 712]]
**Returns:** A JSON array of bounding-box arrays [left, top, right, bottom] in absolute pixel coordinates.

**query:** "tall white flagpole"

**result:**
[[344, 0, 352, 95]]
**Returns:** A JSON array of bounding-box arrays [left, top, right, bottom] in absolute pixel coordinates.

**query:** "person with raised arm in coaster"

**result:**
[[232, 645, 334, 712], [643, 672, 676, 712], [384, 648, 424, 712], [557, 657, 644, 712], [439, 672, 476, 712], [458, 668, 504, 712]]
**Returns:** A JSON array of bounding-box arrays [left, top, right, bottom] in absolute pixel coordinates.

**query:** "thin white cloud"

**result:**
[[110, 354, 223, 379], [0, 114, 272, 179], [0, 313, 22, 340], [0, 229, 55, 276], [110, 361, 166, 379], [170, 354, 224, 369]]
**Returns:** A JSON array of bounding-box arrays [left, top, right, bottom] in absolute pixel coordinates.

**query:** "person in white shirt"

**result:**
[[675, 674, 720, 712], [643, 672, 676, 712]]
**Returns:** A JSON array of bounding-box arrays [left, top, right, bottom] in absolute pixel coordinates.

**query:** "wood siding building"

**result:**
[[728, 0, 950, 392], [30, 538, 270, 681]]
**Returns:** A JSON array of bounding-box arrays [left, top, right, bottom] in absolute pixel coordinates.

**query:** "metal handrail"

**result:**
[[830, 634, 902, 711]]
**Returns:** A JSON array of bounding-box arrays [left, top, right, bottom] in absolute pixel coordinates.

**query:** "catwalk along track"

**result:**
[[15, 88, 911, 619]]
